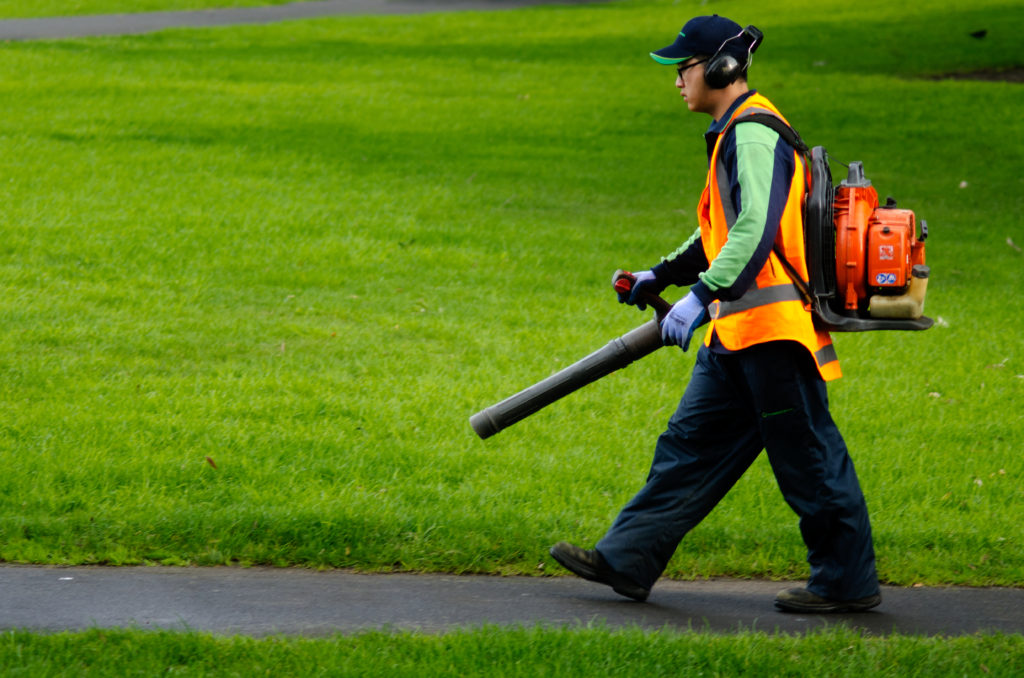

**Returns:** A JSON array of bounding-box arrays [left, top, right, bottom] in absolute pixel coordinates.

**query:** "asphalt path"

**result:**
[[3, 565, 1023, 636], [0, 0, 598, 41]]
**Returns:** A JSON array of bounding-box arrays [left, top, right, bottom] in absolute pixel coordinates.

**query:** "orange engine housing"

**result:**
[[833, 182, 926, 311]]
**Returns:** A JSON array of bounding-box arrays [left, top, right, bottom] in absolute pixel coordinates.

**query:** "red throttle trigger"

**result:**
[[613, 271, 636, 296], [612, 269, 673, 320]]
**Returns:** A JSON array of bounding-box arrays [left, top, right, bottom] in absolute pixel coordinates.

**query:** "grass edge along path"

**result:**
[[2, 626, 1023, 677]]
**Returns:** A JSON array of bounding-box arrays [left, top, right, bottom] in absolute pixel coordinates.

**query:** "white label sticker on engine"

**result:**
[[879, 245, 894, 260]]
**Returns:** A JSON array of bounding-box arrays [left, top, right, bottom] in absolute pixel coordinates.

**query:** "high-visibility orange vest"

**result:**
[[698, 93, 842, 381]]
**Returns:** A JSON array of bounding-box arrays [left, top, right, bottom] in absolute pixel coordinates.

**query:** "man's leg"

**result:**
[[740, 342, 879, 602], [594, 346, 764, 591]]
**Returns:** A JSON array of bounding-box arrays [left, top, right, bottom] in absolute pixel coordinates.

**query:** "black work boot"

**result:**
[[549, 542, 650, 602], [774, 587, 881, 613]]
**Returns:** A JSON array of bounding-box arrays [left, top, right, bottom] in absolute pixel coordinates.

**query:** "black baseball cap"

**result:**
[[651, 14, 744, 65]]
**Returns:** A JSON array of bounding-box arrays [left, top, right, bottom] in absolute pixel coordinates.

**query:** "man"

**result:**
[[549, 15, 882, 613]]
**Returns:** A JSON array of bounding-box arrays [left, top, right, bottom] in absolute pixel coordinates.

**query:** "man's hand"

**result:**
[[660, 291, 707, 350], [617, 270, 661, 311]]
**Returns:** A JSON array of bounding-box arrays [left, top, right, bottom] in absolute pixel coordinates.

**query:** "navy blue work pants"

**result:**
[[596, 340, 879, 601]]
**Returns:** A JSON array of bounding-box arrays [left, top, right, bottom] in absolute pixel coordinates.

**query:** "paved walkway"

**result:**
[[0, 0, 595, 41], [3, 565, 1022, 636]]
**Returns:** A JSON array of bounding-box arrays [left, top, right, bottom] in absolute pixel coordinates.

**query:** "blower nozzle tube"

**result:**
[[469, 319, 663, 439]]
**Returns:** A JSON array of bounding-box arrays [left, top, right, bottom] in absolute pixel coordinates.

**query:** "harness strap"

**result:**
[[728, 111, 816, 306], [771, 243, 814, 306], [732, 112, 810, 155]]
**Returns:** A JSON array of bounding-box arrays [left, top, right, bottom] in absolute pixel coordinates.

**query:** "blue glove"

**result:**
[[660, 291, 707, 351], [617, 270, 660, 311]]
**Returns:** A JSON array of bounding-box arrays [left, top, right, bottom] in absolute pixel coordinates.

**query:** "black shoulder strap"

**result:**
[[772, 245, 814, 306], [731, 113, 814, 305], [733, 113, 810, 155]]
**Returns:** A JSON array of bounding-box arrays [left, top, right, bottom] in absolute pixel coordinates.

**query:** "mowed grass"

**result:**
[[3, 627, 1023, 677], [0, 0, 1021, 591]]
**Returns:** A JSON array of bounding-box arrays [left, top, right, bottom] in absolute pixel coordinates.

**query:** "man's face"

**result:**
[[675, 56, 710, 114]]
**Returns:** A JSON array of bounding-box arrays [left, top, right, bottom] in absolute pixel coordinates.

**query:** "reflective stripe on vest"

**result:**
[[816, 343, 839, 367], [715, 159, 737, 228], [709, 283, 804, 320]]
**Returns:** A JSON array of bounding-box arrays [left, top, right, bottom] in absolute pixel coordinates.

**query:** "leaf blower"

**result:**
[[812, 150, 931, 329], [735, 115, 932, 331], [470, 135, 933, 439]]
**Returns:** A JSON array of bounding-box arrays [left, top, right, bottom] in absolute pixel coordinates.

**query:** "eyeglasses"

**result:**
[[676, 59, 708, 79]]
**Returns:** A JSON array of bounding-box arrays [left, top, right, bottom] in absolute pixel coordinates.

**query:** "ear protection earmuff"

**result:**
[[704, 25, 763, 89]]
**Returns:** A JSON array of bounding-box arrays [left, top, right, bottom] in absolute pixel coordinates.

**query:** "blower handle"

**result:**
[[612, 270, 673, 321]]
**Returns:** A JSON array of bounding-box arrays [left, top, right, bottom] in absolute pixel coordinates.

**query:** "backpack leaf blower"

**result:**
[[470, 126, 933, 439], [736, 114, 932, 331]]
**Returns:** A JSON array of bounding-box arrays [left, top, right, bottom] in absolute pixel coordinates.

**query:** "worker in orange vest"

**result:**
[[550, 15, 881, 613]]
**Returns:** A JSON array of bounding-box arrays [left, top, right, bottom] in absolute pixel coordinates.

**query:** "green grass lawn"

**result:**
[[0, 0, 1021, 591], [3, 627, 1023, 677]]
